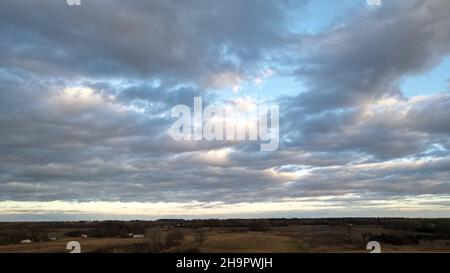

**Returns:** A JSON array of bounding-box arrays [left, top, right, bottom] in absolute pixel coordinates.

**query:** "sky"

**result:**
[[0, 0, 450, 221]]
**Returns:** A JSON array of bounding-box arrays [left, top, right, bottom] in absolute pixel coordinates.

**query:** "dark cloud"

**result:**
[[407, 94, 450, 135], [0, 0, 304, 85]]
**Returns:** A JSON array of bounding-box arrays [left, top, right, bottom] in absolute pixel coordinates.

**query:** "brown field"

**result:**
[[1, 218, 450, 253]]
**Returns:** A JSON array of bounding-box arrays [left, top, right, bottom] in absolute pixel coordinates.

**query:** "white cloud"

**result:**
[[2, 194, 450, 219]]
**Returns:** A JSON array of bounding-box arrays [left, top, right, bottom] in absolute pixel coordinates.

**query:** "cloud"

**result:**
[[285, 0, 450, 113], [0, 0, 450, 218], [282, 94, 450, 160], [280, 0, 450, 160], [0, 0, 304, 86]]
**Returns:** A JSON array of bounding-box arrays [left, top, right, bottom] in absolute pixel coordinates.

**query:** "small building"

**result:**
[[81, 234, 88, 239], [20, 239, 32, 244], [132, 234, 145, 238]]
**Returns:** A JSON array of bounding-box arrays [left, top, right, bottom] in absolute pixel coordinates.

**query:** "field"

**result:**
[[1, 218, 450, 253]]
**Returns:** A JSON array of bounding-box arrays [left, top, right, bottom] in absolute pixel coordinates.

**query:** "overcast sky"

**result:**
[[1, 0, 450, 220]]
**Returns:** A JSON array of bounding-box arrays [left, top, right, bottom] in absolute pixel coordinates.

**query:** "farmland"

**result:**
[[1, 218, 450, 253]]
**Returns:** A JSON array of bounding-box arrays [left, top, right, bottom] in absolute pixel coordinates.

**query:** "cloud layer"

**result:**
[[0, 0, 449, 218]]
